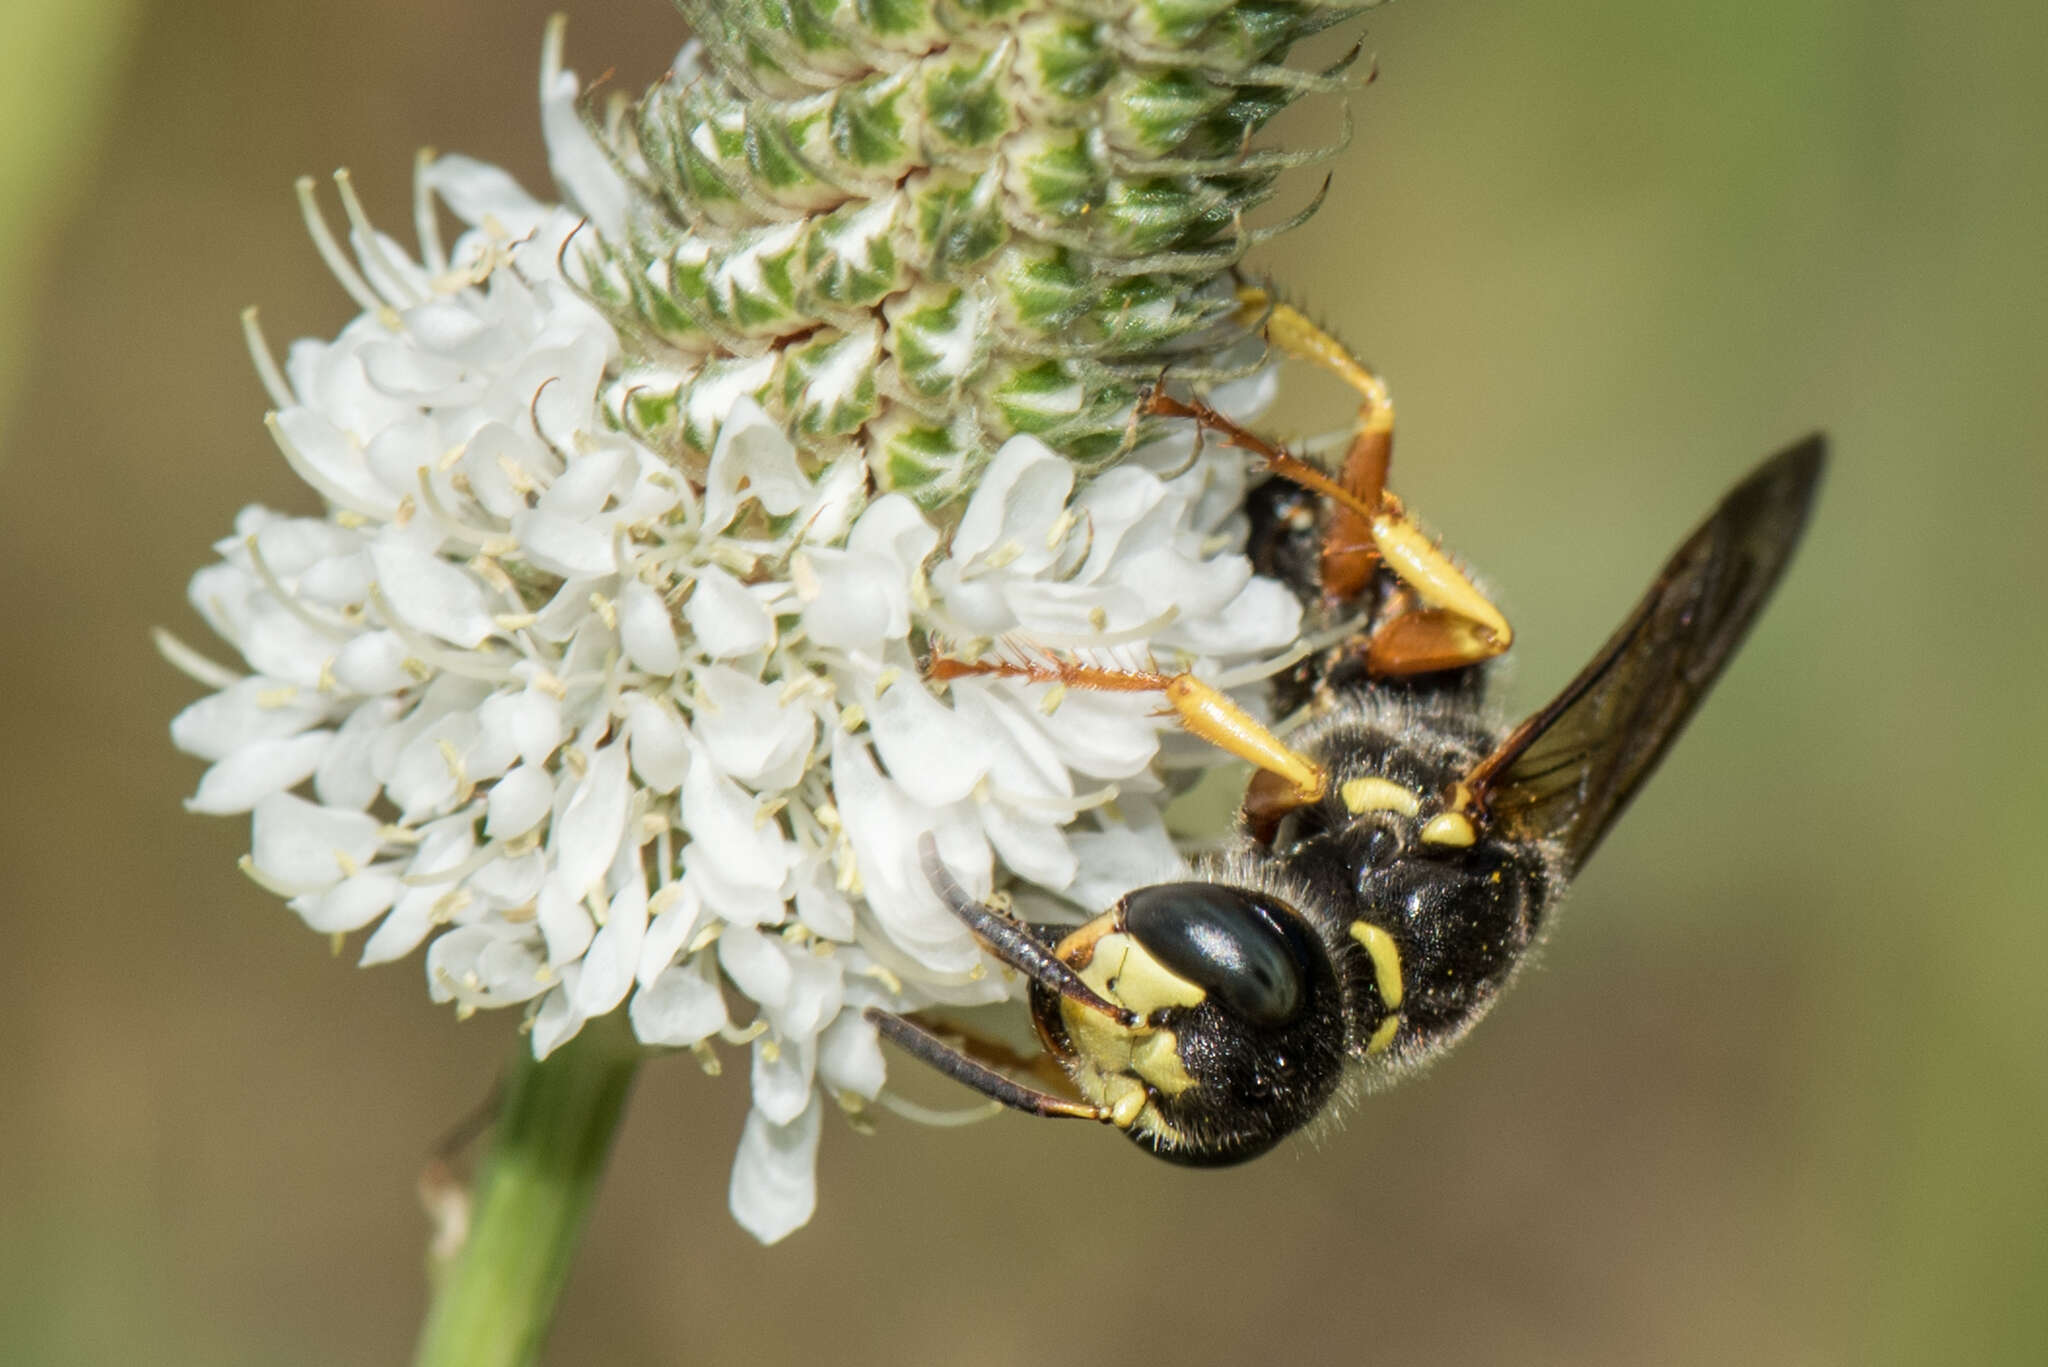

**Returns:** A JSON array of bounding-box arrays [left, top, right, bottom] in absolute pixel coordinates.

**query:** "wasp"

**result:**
[[868, 293, 1824, 1163]]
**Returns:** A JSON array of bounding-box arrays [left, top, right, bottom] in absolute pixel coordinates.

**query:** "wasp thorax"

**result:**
[[1032, 884, 1348, 1166]]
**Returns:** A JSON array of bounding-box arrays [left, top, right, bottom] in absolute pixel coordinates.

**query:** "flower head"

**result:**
[[169, 36, 1306, 1242]]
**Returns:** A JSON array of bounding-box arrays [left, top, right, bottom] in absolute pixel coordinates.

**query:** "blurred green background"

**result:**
[[2, 1, 2042, 1363]]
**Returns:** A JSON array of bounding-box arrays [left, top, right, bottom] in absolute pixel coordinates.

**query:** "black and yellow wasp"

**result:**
[[870, 295, 1824, 1163]]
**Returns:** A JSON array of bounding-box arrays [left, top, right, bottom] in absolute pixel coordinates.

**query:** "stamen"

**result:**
[[412, 147, 447, 276], [236, 854, 325, 900], [415, 468, 513, 548], [334, 168, 426, 309], [240, 308, 294, 410], [153, 628, 245, 690], [720, 1019, 769, 1046], [294, 175, 391, 323], [364, 584, 521, 682], [874, 1091, 1004, 1127], [263, 412, 386, 517], [242, 535, 354, 642]]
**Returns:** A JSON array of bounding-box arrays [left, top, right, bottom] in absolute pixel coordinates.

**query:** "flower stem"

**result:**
[[413, 1014, 642, 1367]]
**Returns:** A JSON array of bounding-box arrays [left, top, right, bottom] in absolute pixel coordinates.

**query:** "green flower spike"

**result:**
[[584, 0, 1373, 509]]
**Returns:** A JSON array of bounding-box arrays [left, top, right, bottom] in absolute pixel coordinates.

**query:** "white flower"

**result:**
[[168, 36, 1302, 1245]]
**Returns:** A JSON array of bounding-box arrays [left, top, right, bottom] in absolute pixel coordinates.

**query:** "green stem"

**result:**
[[414, 1013, 643, 1367]]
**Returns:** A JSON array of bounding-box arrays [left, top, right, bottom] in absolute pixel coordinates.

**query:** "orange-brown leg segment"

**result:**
[[1238, 289, 1392, 602], [1148, 302, 1515, 679], [928, 649, 1329, 809]]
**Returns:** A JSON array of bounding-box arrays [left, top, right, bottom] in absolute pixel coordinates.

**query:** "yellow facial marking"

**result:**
[[1420, 811, 1477, 848], [1073, 931, 1207, 1017], [1056, 929, 1207, 1130], [1366, 1016, 1401, 1055], [1347, 920, 1405, 1010], [1132, 1030, 1198, 1097], [1341, 776, 1421, 817], [1107, 1078, 1148, 1130]]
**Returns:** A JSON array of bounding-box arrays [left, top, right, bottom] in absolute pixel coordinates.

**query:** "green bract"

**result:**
[[582, 0, 1368, 509]]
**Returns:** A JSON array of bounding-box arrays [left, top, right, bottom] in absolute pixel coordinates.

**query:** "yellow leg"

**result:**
[[1157, 301, 1517, 676], [928, 651, 1329, 806]]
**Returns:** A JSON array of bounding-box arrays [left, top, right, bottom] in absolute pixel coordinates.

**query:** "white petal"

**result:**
[[866, 677, 990, 806], [359, 885, 441, 965], [314, 701, 396, 810], [288, 869, 400, 934], [617, 579, 681, 676], [636, 888, 703, 985], [949, 435, 1072, 570], [187, 732, 333, 814], [574, 874, 648, 1016], [425, 154, 545, 232], [682, 859, 790, 928], [629, 957, 728, 1046], [426, 925, 551, 1007], [1156, 575, 1303, 657], [541, 50, 628, 239], [817, 1008, 886, 1101], [703, 398, 808, 533], [251, 793, 382, 890], [623, 695, 690, 794], [729, 1097, 821, 1245], [981, 801, 1078, 891], [385, 713, 479, 821], [234, 598, 346, 689], [683, 564, 774, 659], [846, 492, 938, 573], [797, 548, 903, 650], [468, 849, 546, 906], [824, 734, 984, 974], [485, 763, 553, 839], [370, 541, 495, 647], [530, 968, 588, 1059], [170, 677, 326, 761], [791, 857, 855, 941], [546, 743, 630, 902], [749, 1034, 817, 1126], [717, 927, 790, 1015], [694, 667, 816, 790], [680, 752, 797, 892], [538, 444, 627, 520], [331, 630, 415, 694], [274, 407, 393, 516], [537, 878, 596, 966], [475, 686, 562, 771], [510, 509, 617, 577], [1067, 799, 1189, 909]]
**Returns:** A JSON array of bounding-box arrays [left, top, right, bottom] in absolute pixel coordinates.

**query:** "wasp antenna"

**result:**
[[916, 834, 1139, 1027]]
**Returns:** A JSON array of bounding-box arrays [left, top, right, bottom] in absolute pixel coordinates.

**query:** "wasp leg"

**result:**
[[918, 833, 1137, 1027], [1142, 387, 1513, 677], [866, 1008, 1112, 1122], [1237, 288, 1391, 602], [927, 650, 1328, 807]]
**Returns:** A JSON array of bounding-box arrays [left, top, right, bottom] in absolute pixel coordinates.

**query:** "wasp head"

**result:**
[[1029, 882, 1347, 1165]]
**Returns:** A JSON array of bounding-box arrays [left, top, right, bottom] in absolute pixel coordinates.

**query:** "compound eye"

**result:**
[[1121, 884, 1316, 1027]]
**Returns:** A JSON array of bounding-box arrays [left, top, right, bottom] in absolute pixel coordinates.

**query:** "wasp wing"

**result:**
[[1464, 435, 1825, 876]]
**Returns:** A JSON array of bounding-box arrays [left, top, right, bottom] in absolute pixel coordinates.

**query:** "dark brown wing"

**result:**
[[1463, 436, 1825, 876]]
